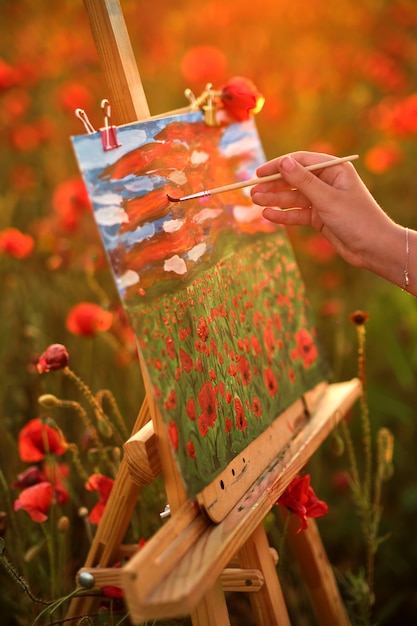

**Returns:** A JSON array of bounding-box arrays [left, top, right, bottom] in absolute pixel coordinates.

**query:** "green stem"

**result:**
[[0, 538, 50, 606], [0, 468, 27, 566], [278, 511, 291, 573], [340, 420, 361, 493], [63, 368, 124, 447], [96, 388, 129, 441], [41, 514, 57, 601]]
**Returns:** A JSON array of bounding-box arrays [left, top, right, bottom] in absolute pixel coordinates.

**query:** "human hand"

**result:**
[[250, 151, 401, 274]]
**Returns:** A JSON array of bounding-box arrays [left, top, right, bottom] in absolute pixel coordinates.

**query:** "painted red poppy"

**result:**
[[66, 303, 113, 336], [234, 397, 248, 431], [197, 316, 209, 342], [180, 347, 193, 373], [85, 474, 114, 525], [263, 367, 278, 398], [0, 227, 34, 258], [198, 382, 218, 428], [168, 420, 179, 451], [292, 329, 318, 368], [14, 482, 53, 522], [252, 397, 262, 418], [164, 389, 177, 410], [277, 474, 328, 533], [186, 397, 196, 420], [166, 336, 176, 360], [187, 440, 196, 459], [18, 418, 67, 462]]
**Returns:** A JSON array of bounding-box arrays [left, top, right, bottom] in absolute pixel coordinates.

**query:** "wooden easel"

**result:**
[[67, 2, 362, 624]]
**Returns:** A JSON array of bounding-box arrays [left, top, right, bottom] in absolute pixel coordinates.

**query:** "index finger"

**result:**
[[256, 151, 337, 177]]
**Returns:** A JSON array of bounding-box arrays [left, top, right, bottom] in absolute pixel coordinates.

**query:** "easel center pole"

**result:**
[[83, 0, 150, 124]]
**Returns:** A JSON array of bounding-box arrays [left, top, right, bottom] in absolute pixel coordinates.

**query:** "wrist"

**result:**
[[362, 221, 407, 289]]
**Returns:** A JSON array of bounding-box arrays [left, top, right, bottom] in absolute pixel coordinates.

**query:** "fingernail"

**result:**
[[281, 155, 296, 172]]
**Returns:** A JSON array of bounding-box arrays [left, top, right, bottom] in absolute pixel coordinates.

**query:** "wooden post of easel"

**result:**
[[66, 2, 360, 624]]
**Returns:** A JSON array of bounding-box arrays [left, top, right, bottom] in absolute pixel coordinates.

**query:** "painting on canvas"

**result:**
[[72, 111, 328, 498]]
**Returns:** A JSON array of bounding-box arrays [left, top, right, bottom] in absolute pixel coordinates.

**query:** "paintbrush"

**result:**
[[167, 154, 359, 203]]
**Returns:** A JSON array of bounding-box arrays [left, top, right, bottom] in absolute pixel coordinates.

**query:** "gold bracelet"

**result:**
[[403, 226, 409, 291]]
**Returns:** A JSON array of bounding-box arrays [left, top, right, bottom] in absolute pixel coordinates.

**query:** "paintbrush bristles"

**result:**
[[167, 154, 359, 203]]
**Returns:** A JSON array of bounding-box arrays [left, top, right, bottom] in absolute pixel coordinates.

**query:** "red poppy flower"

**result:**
[[180, 347, 193, 373], [263, 325, 275, 354], [14, 482, 53, 523], [165, 336, 176, 360], [164, 389, 177, 410], [57, 82, 92, 113], [263, 367, 278, 398], [234, 397, 247, 432], [238, 355, 251, 386], [364, 143, 402, 174], [168, 421, 179, 451], [304, 234, 336, 263], [252, 397, 262, 418], [102, 585, 124, 599], [277, 475, 328, 533], [85, 474, 114, 525], [37, 343, 69, 373], [198, 382, 218, 428], [18, 418, 67, 462], [292, 329, 318, 368], [198, 413, 210, 437], [180, 45, 228, 84], [43, 462, 70, 506], [0, 227, 34, 258], [66, 303, 113, 336], [187, 440, 196, 459], [0, 58, 20, 89], [12, 465, 46, 488], [225, 418, 233, 433], [197, 316, 209, 342], [52, 177, 92, 232], [219, 76, 265, 122], [186, 397, 196, 420]]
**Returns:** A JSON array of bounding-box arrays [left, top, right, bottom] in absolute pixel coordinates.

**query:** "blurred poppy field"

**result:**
[[2, 0, 417, 624]]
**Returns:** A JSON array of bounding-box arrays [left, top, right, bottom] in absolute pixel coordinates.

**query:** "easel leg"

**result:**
[[191, 579, 231, 626], [284, 512, 351, 626], [66, 397, 151, 621], [238, 523, 291, 626]]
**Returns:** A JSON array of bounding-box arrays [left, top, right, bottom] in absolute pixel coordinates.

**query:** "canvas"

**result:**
[[72, 111, 328, 499]]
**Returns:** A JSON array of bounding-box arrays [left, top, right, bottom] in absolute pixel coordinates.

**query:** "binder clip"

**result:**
[[100, 99, 121, 151], [75, 108, 96, 134]]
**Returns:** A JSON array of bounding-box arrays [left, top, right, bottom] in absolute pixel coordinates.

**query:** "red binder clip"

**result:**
[[100, 99, 121, 151]]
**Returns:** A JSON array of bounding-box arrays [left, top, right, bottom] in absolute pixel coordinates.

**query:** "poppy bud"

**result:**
[[37, 344, 69, 374], [349, 310, 369, 326], [38, 394, 61, 408], [377, 427, 394, 481], [58, 515, 70, 533]]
